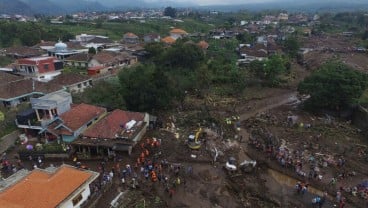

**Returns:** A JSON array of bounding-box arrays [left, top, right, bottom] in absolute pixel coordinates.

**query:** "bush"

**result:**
[[298, 61, 368, 111]]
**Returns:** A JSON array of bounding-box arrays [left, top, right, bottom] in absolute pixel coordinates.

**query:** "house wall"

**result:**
[[170, 33, 182, 40], [62, 134, 76, 143], [56, 96, 73, 115], [124, 38, 139, 44], [18, 58, 56, 74], [65, 61, 88, 68], [144, 37, 152, 43], [67, 80, 92, 93], [1, 96, 30, 108], [31, 92, 72, 114], [132, 113, 150, 143], [58, 183, 91, 208], [62, 112, 106, 142], [144, 36, 160, 43], [89, 59, 102, 67], [129, 57, 138, 65]]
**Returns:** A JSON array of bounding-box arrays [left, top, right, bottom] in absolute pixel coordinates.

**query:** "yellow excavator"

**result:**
[[188, 128, 203, 150]]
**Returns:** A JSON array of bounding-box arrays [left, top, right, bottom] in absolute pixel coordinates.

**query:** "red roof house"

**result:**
[[47, 103, 106, 142], [73, 109, 149, 155], [0, 165, 99, 208], [15, 56, 60, 75]]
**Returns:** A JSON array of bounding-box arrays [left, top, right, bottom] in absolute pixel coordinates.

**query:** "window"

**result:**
[[87, 121, 93, 127], [44, 64, 49, 70], [77, 83, 82, 88], [72, 193, 83, 206], [84, 82, 88, 86]]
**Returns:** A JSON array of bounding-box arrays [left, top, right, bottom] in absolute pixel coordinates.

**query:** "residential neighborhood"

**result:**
[[1, 2, 368, 208]]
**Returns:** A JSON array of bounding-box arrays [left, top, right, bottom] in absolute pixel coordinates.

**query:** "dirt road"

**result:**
[[236, 91, 297, 161]]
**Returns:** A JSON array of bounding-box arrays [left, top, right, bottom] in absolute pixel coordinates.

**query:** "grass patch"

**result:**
[[0, 56, 14, 67], [358, 88, 368, 105], [44, 18, 214, 41], [0, 123, 17, 139]]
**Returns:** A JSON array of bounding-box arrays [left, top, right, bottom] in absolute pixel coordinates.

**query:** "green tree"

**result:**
[[298, 62, 368, 111], [160, 42, 205, 70], [283, 37, 300, 58], [88, 47, 96, 55], [75, 79, 125, 110], [164, 7, 177, 18], [236, 33, 255, 44], [144, 42, 165, 62], [249, 55, 289, 86], [119, 64, 177, 112], [362, 30, 368, 40]]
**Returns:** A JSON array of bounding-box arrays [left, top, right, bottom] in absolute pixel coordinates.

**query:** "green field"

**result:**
[[45, 18, 214, 41]]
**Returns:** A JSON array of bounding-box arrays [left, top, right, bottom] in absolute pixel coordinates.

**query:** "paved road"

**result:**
[[0, 130, 20, 155]]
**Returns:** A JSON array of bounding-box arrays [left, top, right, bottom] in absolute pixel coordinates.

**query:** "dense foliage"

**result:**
[[298, 62, 368, 111], [78, 37, 247, 112], [164, 7, 177, 18], [283, 37, 300, 58], [73, 79, 125, 110], [0, 21, 73, 47], [119, 65, 178, 112], [248, 54, 290, 86]]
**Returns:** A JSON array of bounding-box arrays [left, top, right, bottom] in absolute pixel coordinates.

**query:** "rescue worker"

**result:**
[[151, 171, 157, 182], [144, 149, 150, 157]]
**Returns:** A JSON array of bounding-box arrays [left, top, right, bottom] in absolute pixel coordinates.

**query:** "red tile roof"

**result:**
[[60, 103, 106, 131], [0, 75, 62, 100], [170, 28, 188, 35], [92, 51, 115, 64], [0, 72, 23, 84], [33, 41, 56, 48], [64, 53, 91, 62], [83, 109, 145, 139], [4, 46, 43, 58], [123, 32, 138, 39], [0, 72, 91, 101], [88, 66, 106, 71], [161, 36, 176, 44], [51, 73, 91, 86], [92, 51, 132, 65], [197, 41, 209, 50], [0, 165, 96, 208]]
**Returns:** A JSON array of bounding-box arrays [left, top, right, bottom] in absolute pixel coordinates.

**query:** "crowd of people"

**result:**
[[117, 137, 192, 199], [0, 152, 24, 178]]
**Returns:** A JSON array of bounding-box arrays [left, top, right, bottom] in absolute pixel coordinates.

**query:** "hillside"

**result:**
[[0, 0, 33, 15], [21, 0, 65, 15], [0, 0, 107, 15]]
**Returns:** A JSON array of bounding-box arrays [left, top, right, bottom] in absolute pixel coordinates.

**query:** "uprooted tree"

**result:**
[[298, 61, 368, 111]]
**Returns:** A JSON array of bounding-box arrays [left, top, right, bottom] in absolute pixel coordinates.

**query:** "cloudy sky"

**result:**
[[144, 0, 273, 6], [192, 0, 271, 5]]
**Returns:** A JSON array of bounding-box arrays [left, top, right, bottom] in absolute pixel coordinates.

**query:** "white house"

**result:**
[[0, 164, 99, 208]]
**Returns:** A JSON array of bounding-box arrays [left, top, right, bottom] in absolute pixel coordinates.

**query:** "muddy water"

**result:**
[[268, 168, 326, 197]]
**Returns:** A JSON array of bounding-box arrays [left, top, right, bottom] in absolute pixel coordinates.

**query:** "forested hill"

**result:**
[[0, 0, 33, 16], [201, 0, 368, 12], [0, 0, 107, 15]]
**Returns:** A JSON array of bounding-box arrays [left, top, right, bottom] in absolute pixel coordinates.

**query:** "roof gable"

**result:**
[[123, 32, 138, 39], [170, 28, 188, 35], [59, 103, 106, 131], [91, 51, 116, 64], [0, 166, 96, 208], [64, 53, 91, 62], [4, 46, 43, 58], [83, 109, 145, 139], [161, 36, 176, 44]]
